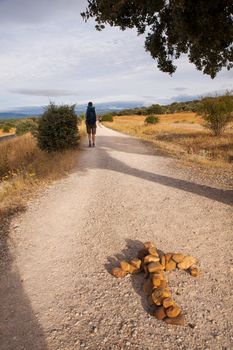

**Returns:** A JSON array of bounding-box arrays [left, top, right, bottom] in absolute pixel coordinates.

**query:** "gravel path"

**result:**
[[0, 126, 232, 350]]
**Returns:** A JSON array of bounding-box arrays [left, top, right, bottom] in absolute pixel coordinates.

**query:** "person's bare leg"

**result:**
[[88, 133, 91, 147], [92, 133, 96, 146]]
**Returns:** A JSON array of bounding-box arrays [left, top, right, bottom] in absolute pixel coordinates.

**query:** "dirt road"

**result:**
[[0, 126, 232, 350]]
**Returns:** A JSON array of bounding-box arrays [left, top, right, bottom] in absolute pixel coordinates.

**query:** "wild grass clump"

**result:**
[[144, 115, 160, 125]]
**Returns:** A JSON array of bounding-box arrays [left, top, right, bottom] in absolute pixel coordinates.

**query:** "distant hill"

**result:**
[[0, 101, 143, 120]]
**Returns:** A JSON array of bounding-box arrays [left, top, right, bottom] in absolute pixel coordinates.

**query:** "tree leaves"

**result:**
[[82, 0, 233, 78]]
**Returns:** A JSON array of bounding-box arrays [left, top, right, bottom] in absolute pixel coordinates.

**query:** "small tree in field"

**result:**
[[37, 103, 79, 151], [146, 104, 163, 115], [199, 95, 233, 136]]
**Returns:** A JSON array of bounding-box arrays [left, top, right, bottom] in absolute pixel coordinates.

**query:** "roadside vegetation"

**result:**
[[101, 114, 114, 122], [16, 118, 38, 136], [0, 104, 84, 225], [104, 112, 233, 170], [37, 103, 80, 151], [103, 94, 233, 170], [0, 120, 16, 136], [199, 95, 233, 136], [0, 118, 37, 137]]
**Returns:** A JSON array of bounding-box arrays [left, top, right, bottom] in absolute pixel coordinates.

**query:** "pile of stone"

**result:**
[[111, 242, 199, 326]]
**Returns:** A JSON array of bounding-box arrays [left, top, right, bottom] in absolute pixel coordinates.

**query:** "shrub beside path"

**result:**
[[0, 126, 232, 350]]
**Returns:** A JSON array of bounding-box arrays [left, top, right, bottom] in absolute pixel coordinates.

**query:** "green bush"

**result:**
[[101, 114, 113, 122], [37, 103, 79, 151], [199, 95, 233, 136], [16, 119, 38, 136], [2, 125, 11, 133], [0, 120, 15, 130], [144, 115, 160, 125]]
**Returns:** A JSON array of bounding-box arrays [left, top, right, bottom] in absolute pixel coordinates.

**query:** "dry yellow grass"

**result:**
[[159, 112, 203, 124], [0, 128, 15, 136], [117, 112, 203, 125], [105, 113, 233, 170], [0, 123, 85, 223]]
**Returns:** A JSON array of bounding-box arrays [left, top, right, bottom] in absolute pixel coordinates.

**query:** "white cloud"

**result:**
[[10, 88, 79, 97]]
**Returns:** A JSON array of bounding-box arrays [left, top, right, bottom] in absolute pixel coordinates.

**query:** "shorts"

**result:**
[[86, 124, 96, 135]]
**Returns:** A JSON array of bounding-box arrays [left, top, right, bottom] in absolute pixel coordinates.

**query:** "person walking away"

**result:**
[[85, 101, 97, 147]]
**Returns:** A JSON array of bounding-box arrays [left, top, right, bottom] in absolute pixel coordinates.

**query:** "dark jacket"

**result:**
[[85, 106, 96, 125]]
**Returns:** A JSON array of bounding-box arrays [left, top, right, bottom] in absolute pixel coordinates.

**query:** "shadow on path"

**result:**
[[100, 154, 233, 206], [97, 135, 166, 156], [84, 134, 233, 206], [105, 239, 156, 316], [0, 212, 48, 350]]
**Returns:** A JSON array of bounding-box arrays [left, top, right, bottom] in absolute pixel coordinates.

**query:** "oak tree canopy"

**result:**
[[81, 0, 233, 78]]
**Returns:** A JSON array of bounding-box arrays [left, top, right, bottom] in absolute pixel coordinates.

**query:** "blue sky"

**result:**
[[0, 0, 232, 110]]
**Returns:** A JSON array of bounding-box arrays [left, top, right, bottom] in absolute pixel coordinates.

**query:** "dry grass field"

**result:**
[[0, 123, 85, 222], [104, 112, 233, 170]]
